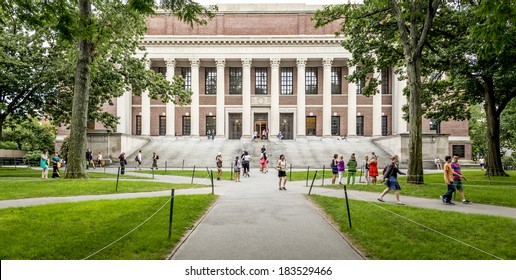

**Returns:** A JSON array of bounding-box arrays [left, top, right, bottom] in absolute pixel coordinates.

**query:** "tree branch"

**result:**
[[417, 0, 442, 52]]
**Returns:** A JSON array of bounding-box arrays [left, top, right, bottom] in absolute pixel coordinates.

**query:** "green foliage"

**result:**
[[468, 104, 487, 160], [23, 150, 43, 166], [500, 98, 516, 150], [501, 154, 515, 169], [0, 141, 18, 150], [2, 118, 56, 151]]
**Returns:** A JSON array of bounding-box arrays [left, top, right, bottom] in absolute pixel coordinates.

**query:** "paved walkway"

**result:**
[[1, 168, 515, 260]]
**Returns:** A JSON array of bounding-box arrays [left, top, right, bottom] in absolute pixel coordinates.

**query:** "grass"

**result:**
[[307, 170, 516, 208], [0, 179, 209, 200], [136, 168, 238, 181], [309, 195, 516, 260], [0, 166, 148, 179], [0, 194, 217, 260]]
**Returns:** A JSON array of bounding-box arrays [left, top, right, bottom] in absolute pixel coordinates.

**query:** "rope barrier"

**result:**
[[82, 196, 172, 260]]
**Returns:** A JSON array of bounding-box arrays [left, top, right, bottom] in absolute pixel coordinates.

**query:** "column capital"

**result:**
[[165, 58, 176, 68], [322, 58, 333, 68], [296, 58, 307, 68], [241, 58, 252, 68], [215, 58, 226, 69], [189, 58, 200, 68], [270, 58, 281, 69]]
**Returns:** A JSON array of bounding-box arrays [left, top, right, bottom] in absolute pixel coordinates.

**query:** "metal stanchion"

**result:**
[[343, 184, 352, 228], [168, 189, 175, 239], [116, 167, 121, 191], [322, 165, 325, 187], [308, 171, 318, 195], [191, 165, 196, 184]]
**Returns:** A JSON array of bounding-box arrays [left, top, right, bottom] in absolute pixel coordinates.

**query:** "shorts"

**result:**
[[278, 171, 286, 177], [332, 167, 338, 175], [453, 179, 463, 191]]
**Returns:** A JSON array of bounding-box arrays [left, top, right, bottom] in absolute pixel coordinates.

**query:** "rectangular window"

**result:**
[[159, 116, 166, 136], [381, 68, 390, 94], [135, 115, 142, 135], [181, 68, 191, 90], [205, 67, 217, 95], [280, 67, 293, 95], [452, 145, 465, 158], [356, 116, 364, 136], [356, 78, 364, 95], [229, 67, 242, 95], [206, 116, 216, 136], [382, 116, 388, 136], [306, 116, 316, 136], [182, 116, 191, 136], [331, 116, 340, 136], [331, 67, 342, 94], [255, 67, 268, 95], [305, 67, 318, 95], [152, 67, 167, 77]]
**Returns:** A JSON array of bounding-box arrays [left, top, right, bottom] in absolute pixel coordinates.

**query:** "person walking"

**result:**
[[347, 153, 358, 185], [97, 152, 103, 168], [369, 155, 379, 185], [40, 150, 49, 179], [261, 145, 266, 154], [331, 154, 339, 184], [86, 149, 94, 169], [337, 154, 345, 184], [451, 155, 470, 204], [242, 151, 252, 177], [233, 156, 241, 182], [377, 155, 406, 205], [440, 155, 456, 205], [136, 150, 142, 170], [216, 152, 223, 180], [479, 156, 485, 170], [152, 152, 159, 170], [51, 152, 61, 178], [119, 152, 127, 175], [362, 155, 370, 185], [259, 153, 268, 173], [276, 154, 287, 190]]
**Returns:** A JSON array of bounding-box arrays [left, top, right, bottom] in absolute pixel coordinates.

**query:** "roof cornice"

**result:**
[[142, 35, 344, 46]]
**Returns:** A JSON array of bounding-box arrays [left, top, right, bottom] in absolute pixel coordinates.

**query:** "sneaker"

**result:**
[[446, 201, 455, 205], [463, 200, 470, 204]]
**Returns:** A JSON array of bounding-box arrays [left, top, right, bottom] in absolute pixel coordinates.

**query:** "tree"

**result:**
[[421, 0, 515, 176], [2, 118, 56, 152], [0, 1, 61, 140], [28, 0, 215, 179], [314, 0, 444, 184]]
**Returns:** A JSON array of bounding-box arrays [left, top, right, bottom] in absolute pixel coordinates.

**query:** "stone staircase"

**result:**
[[126, 137, 392, 170]]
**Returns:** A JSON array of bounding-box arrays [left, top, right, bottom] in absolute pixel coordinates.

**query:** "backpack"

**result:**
[[383, 165, 390, 176], [135, 156, 138, 162], [156, 155, 159, 160]]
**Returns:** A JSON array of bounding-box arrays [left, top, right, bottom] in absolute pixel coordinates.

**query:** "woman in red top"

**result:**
[[368, 155, 379, 185]]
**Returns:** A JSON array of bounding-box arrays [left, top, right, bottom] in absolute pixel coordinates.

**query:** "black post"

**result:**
[[191, 165, 196, 184], [230, 162, 233, 180], [308, 170, 318, 195], [343, 184, 352, 228], [289, 163, 292, 181], [306, 166, 310, 187], [168, 189, 175, 239], [182, 159, 185, 170], [206, 166, 210, 176], [210, 170, 214, 195], [116, 166, 120, 192], [322, 165, 325, 187]]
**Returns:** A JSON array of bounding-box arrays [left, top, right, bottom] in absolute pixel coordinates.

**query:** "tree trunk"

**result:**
[[0, 117, 4, 141], [484, 89, 508, 176], [64, 0, 92, 179], [405, 56, 424, 184]]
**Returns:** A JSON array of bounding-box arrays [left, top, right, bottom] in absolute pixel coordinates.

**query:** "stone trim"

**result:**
[[142, 36, 343, 46]]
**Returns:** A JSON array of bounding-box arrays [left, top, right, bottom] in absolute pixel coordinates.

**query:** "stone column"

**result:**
[[165, 58, 176, 137], [393, 70, 408, 134], [215, 58, 226, 139], [241, 58, 252, 140], [141, 59, 151, 136], [189, 58, 200, 138], [322, 58, 333, 138], [372, 70, 383, 136], [296, 58, 307, 138], [270, 58, 281, 139], [116, 90, 132, 134], [347, 65, 357, 136]]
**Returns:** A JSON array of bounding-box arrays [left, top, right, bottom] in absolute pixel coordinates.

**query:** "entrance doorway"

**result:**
[[254, 113, 268, 140]]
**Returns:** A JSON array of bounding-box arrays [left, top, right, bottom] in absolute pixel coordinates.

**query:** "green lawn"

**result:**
[[310, 195, 515, 260], [0, 166, 148, 179], [0, 179, 209, 200], [0, 195, 217, 260], [309, 170, 516, 208]]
